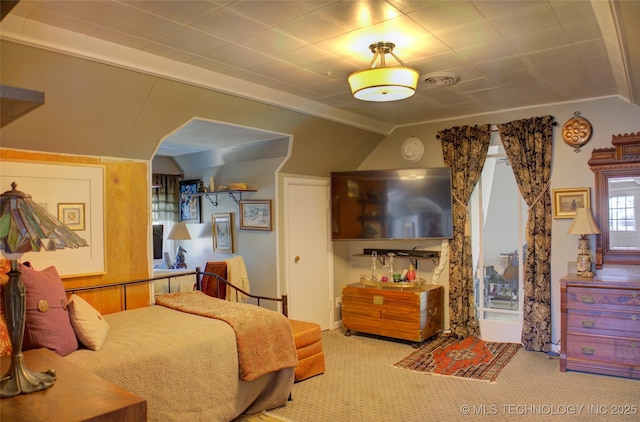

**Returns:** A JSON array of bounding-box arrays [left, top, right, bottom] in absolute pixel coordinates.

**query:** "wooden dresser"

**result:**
[[560, 271, 640, 379], [342, 282, 444, 344], [1, 348, 147, 421]]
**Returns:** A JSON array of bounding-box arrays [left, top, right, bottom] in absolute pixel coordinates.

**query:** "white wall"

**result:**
[[157, 155, 285, 302]]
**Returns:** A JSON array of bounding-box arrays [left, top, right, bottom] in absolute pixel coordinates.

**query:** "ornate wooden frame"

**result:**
[[588, 132, 640, 268]]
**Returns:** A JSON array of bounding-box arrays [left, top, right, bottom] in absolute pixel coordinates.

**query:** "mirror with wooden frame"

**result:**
[[588, 132, 640, 268]]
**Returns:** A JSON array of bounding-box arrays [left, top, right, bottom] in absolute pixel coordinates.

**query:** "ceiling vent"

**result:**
[[421, 72, 460, 88]]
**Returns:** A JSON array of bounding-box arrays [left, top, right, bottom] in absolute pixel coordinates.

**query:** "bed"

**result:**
[[63, 270, 297, 422]]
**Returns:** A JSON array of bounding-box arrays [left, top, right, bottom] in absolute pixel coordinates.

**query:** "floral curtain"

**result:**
[[152, 174, 181, 222], [497, 116, 554, 352], [438, 125, 491, 338]]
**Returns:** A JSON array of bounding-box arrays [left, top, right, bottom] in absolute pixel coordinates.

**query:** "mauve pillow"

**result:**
[[21, 264, 78, 356]]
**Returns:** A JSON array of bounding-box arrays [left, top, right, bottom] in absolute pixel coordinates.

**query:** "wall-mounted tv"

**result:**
[[153, 224, 164, 259], [331, 167, 453, 240]]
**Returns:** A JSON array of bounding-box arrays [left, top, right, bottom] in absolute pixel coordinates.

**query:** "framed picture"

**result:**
[[212, 213, 233, 253], [57, 203, 85, 231], [179, 180, 201, 223], [553, 187, 590, 219], [240, 200, 272, 231]]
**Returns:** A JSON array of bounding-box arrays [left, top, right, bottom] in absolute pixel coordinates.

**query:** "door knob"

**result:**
[[294, 256, 300, 263]]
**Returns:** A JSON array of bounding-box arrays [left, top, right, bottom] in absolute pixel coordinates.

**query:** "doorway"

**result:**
[[471, 135, 525, 343], [283, 177, 333, 330]]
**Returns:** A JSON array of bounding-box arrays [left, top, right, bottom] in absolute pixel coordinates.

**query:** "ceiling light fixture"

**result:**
[[348, 42, 419, 102]]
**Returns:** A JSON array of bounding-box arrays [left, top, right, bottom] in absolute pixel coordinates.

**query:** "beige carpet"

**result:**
[[233, 411, 292, 422], [268, 329, 639, 421]]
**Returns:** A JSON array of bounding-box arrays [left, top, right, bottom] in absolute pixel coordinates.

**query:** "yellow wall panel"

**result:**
[[0, 149, 151, 313]]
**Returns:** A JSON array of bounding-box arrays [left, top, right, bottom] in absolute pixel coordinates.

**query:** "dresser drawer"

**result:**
[[565, 334, 640, 366], [566, 309, 640, 337], [566, 287, 640, 312]]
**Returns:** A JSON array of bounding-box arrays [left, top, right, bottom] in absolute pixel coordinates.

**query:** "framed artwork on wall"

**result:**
[[57, 203, 85, 231], [0, 161, 105, 276], [212, 213, 233, 253], [179, 180, 201, 223], [553, 187, 590, 219], [240, 200, 272, 231]]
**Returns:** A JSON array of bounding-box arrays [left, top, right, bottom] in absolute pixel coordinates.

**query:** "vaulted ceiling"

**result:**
[[1, 1, 639, 157]]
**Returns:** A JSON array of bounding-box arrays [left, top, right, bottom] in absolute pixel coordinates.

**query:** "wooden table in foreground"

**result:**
[[1, 348, 146, 421], [342, 282, 444, 345]]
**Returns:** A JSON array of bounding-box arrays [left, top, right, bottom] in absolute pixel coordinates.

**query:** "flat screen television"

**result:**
[[152, 224, 164, 259], [330, 167, 453, 240]]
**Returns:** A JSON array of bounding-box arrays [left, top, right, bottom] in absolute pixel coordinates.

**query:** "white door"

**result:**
[[284, 177, 333, 330]]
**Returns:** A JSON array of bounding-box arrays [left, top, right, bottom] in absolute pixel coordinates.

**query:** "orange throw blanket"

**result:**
[[156, 291, 297, 381]]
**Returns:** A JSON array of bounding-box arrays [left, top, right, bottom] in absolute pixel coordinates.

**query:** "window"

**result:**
[[609, 195, 635, 231]]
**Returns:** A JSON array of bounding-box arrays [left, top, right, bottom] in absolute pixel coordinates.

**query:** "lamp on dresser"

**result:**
[[567, 207, 601, 277], [167, 222, 190, 269], [0, 182, 88, 397]]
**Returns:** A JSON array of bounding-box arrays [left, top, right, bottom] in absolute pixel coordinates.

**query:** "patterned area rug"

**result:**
[[393, 334, 521, 382]]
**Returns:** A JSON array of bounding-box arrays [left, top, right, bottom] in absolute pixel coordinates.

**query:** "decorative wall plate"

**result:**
[[401, 136, 424, 163], [562, 112, 592, 152]]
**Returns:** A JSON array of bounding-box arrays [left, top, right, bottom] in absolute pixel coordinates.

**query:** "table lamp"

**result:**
[[0, 182, 88, 397], [567, 207, 601, 278], [167, 222, 191, 268]]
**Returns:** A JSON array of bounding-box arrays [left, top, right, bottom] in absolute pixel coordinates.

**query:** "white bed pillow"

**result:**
[[68, 294, 110, 351]]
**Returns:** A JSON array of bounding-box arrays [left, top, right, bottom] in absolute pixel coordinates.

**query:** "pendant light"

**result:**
[[348, 42, 419, 102]]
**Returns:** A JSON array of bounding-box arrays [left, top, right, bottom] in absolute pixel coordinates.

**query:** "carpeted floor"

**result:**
[[267, 328, 639, 421], [393, 334, 521, 382]]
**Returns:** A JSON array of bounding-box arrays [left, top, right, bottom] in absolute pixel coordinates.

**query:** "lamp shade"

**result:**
[[348, 41, 419, 102], [568, 208, 601, 235], [0, 182, 88, 256], [348, 67, 419, 102], [168, 222, 191, 241]]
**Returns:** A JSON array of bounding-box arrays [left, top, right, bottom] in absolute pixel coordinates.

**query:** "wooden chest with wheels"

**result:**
[[341, 282, 444, 344]]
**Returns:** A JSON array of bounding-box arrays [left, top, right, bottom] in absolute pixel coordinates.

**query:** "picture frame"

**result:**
[[179, 179, 201, 223], [57, 203, 85, 231], [240, 200, 272, 231], [553, 187, 590, 219], [1, 161, 105, 276], [212, 213, 233, 253]]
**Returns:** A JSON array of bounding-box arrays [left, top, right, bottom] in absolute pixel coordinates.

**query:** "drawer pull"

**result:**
[[580, 346, 594, 355], [632, 343, 637, 349], [428, 307, 438, 316], [633, 315, 638, 321], [633, 291, 638, 298], [580, 295, 595, 304], [581, 320, 595, 328]]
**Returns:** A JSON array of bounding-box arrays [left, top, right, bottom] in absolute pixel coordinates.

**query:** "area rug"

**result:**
[[393, 334, 520, 382]]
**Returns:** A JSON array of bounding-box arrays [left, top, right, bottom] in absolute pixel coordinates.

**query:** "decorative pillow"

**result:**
[[21, 264, 78, 356], [68, 294, 110, 351], [0, 259, 12, 356]]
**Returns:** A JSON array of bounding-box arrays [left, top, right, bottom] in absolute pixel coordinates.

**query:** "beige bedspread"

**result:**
[[156, 291, 297, 381], [65, 305, 294, 421]]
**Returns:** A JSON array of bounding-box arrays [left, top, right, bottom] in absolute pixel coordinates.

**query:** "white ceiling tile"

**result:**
[[237, 28, 307, 56], [190, 7, 270, 41], [228, 1, 332, 27], [456, 39, 518, 63], [129, 1, 224, 25], [157, 27, 227, 56], [408, 0, 485, 33], [507, 27, 571, 54], [433, 20, 503, 50]]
